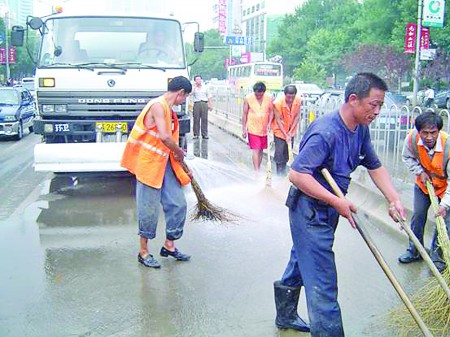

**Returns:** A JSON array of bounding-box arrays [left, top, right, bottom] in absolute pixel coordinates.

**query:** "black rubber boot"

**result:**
[[276, 163, 287, 176], [274, 280, 310, 332]]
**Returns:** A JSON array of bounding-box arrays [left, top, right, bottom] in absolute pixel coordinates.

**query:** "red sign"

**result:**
[[0, 47, 16, 63], [240, 52, 251, 64], [421, 26, 430, 50], [404, 23, 430, 54], [218, 0, 227, 34]]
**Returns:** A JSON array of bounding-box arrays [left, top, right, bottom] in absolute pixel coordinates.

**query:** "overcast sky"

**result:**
[[33, 0, 216, 30]]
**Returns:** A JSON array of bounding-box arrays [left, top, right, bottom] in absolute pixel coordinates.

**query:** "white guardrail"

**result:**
[[208, 83, 450, 183]]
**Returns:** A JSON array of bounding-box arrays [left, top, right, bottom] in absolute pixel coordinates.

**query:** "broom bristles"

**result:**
[[183, 161, 239, 223], [386, 182, 450, 336]]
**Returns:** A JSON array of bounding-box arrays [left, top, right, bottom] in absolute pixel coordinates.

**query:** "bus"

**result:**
[[227, 62, 283, 95]]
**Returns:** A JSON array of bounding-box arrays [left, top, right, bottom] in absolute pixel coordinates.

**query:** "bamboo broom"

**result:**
[[181, 161, 238, 223], [388, 182, 450, 336], [287, 139, 294, 167], [321, 168, 433, 337], [266, 131, 274, 187]]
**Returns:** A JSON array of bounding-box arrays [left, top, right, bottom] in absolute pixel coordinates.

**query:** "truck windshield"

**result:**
[[39, 16, 185, 69]]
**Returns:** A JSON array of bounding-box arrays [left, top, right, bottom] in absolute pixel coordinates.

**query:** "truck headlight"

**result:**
[[3, 115, 17, 121], [42, 104, 67, 113], [42, 104, 55, 113], [55, 104, 67, 113]]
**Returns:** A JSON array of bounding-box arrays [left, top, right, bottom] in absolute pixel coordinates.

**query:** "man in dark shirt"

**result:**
[[273, 73, 406, 336]]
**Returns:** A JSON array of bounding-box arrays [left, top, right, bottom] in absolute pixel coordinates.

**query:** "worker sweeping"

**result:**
[[274, 73, 406, 336], [121, 76, 193, 269], [241, 82, 274, 172], [271, 84, 302, 176], [398, 111, 450, 273]]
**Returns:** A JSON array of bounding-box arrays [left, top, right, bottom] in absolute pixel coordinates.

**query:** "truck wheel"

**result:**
[[29, 125, 34, 133], [15, 121, 23, 140]]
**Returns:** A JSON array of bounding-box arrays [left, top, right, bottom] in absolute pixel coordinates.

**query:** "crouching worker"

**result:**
[[274, 73, 406, 336], [121, 76, 193, 269], [398, 111, 450, 273]]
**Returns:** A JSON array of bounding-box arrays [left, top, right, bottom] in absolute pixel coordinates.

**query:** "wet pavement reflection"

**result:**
[[0, 125, 433, 337]]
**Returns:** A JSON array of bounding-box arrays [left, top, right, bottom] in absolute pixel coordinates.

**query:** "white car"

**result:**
[[292, 83, 324, 105], [20, 77, 36, 99]]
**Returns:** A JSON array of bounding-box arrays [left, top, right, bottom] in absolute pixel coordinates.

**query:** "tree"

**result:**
[[341, 44, 411, 91], [187, 29, 228, 80], [293, 59, 327, 86]]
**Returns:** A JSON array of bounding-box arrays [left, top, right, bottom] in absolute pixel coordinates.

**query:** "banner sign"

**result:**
[[0, 47, 16, 63], [218, 0, 227, 34], [423, 0, 446, 27], [404, 23, 430, 54]]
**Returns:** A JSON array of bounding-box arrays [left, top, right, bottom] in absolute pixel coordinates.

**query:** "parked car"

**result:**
[[0, 86, 36, 140], [20, 77, 36, 99], [434, 89, 450, 109], [292, 82, 324, 105], [385, 92, 407, 108]]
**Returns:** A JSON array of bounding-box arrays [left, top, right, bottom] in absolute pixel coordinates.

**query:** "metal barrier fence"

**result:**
[[209, 83, 450, 182]]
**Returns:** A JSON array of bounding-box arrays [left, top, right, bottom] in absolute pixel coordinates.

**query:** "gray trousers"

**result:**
[[193, 101, 208, 137]]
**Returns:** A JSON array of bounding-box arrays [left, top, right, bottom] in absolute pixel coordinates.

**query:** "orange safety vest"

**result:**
[[245, 93, 272, 136], [121, 96, 190, 189], [407, 129, 450, 198], [271, 96, 302, 140]]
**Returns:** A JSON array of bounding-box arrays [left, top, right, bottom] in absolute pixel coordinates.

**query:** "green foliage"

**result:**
[[293, 59, 327, 86], [187, 29, 228, 80], [0, 19, 37, 82], [267, 0, 450, 87]]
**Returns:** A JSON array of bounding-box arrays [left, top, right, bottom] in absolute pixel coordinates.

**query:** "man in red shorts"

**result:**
[[241, 82, 274, 171]]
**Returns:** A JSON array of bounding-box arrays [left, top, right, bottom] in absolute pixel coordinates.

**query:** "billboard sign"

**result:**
[[423, 0, 446, 27]]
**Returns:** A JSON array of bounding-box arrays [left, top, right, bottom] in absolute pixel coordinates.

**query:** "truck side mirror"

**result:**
[[11, 26, 25, 47], [194, 32, 204, 52]]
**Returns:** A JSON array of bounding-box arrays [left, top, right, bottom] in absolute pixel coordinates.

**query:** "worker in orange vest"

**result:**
[[398, 111, 450, 272], [272, 85, 302, 175], [121, 76, 192, 269], [241, 82, 274, 171]]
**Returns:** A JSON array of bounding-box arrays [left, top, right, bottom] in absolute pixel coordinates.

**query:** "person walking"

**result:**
[[241, 82, 274, 172], [274, 73, 406, 336], [191, 75, 212, 139], [398, 111, 450, 272], [272, 85, 302, 175], [121, 76, 193, 269], [424, 85, 435, 108]]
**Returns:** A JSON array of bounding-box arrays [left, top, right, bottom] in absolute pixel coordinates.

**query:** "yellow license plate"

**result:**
[[96, 122, 128, 133]]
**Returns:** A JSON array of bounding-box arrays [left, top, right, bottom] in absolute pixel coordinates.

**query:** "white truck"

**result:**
[[11, 12, 203, 172]]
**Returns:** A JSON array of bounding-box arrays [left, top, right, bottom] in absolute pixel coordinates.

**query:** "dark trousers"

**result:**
[[281, 193, 344, 337], [193, 101, 208, 137], [408, 184, 449, 265], [274, 136, 294, 175]]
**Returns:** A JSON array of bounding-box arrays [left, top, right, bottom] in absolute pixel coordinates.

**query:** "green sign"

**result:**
[[423, 0, 446, 27]]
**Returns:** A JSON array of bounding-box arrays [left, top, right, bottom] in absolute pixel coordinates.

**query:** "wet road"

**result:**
[[0, 126, 431, 337]]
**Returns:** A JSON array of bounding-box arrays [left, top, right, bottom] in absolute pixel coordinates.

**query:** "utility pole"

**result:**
[[4, 11, 9, 84], [412, 0, 423, 107]]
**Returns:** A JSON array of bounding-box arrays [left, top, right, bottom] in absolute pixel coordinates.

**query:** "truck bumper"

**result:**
[[34, 142, 127, 172]]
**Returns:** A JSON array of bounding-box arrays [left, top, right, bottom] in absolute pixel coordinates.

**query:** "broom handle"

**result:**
[[321, 168, 433, 337], [287, 139, 294, 166], [396, 213, 450, 300]]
